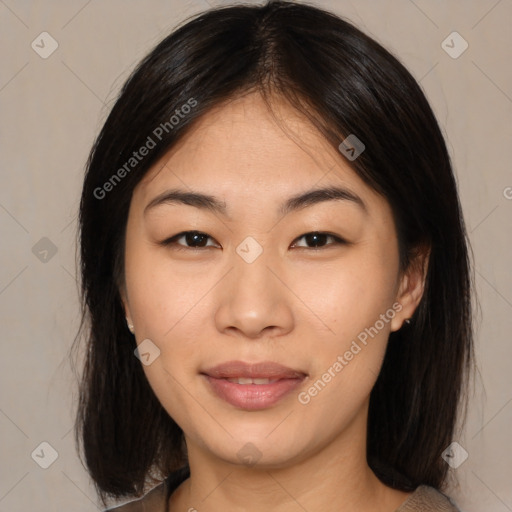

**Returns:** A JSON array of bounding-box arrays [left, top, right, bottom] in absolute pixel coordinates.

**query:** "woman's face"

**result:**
[[121, 92, 422, 469]]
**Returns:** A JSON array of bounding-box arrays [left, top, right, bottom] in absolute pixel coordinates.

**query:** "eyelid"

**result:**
[[159, 230, 347, 250], [291, 232, 346, 248], [161, 231, 220, 250]]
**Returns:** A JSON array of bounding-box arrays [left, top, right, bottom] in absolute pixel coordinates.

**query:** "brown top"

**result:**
[[105, 468, 460, 512]]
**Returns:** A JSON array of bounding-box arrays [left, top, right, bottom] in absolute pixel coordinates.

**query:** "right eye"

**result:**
[[159, 231, 219, 250]]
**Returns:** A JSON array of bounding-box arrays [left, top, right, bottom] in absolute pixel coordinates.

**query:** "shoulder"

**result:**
[[396, 485, 461, 511], [103, 466, 190, 512], [103, 481, 166, 512]]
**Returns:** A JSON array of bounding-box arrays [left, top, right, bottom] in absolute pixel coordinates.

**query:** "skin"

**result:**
[[121, 92, 428, 512]]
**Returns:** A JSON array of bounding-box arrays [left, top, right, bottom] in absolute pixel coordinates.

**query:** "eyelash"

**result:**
[[159, 231, 347, 251]]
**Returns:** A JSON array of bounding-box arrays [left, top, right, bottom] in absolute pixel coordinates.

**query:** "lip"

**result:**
[[202, 360, 307, 380], [201, 360, 307, 410]]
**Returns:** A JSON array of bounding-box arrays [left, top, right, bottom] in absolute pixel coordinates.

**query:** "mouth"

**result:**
[[201, 360, 307, 410]]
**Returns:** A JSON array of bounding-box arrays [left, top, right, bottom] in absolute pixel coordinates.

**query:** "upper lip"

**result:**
[[202, 360, 307, 380]]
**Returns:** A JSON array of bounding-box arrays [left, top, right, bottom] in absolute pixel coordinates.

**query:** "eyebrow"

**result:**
[[143, 185, 367, 219]]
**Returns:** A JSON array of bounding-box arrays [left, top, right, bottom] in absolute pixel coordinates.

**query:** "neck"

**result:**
[[169, 408, 411, 512]]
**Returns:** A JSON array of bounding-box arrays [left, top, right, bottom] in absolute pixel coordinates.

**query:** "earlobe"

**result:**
[[119, 287, 135, 334], [126, 320, 135, 334], [124, 306, 135, 334]]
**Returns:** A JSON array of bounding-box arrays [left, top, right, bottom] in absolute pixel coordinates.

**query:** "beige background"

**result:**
[[1, 0, 511, 511]]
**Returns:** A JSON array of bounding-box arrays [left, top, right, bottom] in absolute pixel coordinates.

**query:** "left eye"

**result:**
[[291, 232, 345, 249], [160, 231, 345, 250]]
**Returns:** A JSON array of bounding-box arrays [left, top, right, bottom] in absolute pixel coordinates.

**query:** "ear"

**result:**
[[390, 244, 430, 332], [119, 283, 133, 325]]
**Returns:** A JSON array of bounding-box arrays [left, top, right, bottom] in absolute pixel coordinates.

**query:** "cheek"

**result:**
[[125, 250, 210, 428], [294, 258, 396, 431], [291, 246, 399, 410], [291, 248, 399, 340], [125, 241, 206, 337], [124, 245, 215, 405]]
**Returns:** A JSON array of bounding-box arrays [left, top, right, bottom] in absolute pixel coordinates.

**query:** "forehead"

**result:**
[[135, 92, 383, 215]]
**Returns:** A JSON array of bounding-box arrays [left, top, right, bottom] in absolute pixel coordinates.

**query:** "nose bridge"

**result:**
[[214, 236, 294, 338], [232, 237, 280, 306]]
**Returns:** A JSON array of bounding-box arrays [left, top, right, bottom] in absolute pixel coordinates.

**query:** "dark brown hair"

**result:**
[[72, 0, 474, 506]]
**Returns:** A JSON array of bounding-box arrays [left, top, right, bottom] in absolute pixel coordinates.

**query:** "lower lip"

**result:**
[[203, 375, 305, 410]]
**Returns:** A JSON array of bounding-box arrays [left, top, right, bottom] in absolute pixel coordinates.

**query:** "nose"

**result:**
[[214, 247, 294, 340]]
